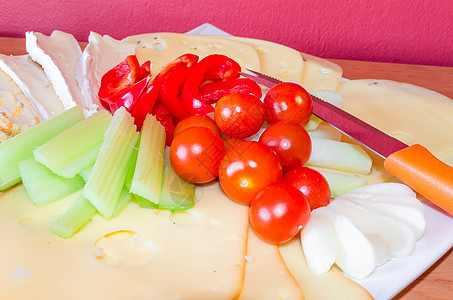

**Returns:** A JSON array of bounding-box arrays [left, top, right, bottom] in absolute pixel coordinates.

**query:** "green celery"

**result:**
[[0, 106, 84, 191], [113, 188, 134, 217], [158, 149, 195, 212], [49, 194, 97, 238], [19, 159, 85, 207], [83, 107, 139, 219], [34, 111, 112, 178], [130, 114, 166, 204], [79, 164, 94, 182]]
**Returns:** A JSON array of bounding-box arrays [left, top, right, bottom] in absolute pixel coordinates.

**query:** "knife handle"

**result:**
[[384, 144, 453, 216]]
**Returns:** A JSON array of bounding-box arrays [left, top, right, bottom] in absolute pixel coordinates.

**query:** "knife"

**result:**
[[240, 69, 453, 216]]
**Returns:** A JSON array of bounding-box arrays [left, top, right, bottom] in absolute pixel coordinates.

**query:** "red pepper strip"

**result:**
[[100, 76, 150, 113], [153, 53, 199, 88], [98, 55, 142, 100], [159, 65, 192, 120], [152, 103, 178, 146], [199, 78, 262, 103], [129, 84, 160, 131], [181, 54, 242, 115], [138, 60, 151, 81]]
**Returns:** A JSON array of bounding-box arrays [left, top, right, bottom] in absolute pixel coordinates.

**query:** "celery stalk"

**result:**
[[83, 107, 139, 219], [113, 188, 133, 217], [34, 111, 112, 178], [130, 114, 166, 204], [19, 159, 85, 207], [49, 195, 97, 238], [158, 149, 195, 212], [79, 164, 94, 182], [0, 106, 84, 191]]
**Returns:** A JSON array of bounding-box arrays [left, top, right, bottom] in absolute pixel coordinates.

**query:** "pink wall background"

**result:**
[[1, 0, 452, 67]]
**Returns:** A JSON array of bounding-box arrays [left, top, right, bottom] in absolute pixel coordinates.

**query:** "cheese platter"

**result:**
[[0, 24, 452, 299]]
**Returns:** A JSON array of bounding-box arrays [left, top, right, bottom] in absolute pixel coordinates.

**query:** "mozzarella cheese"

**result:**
[[123, 33, 261, 76], [76, 32, 136, 116], [0, 182, 249, 299], [239, 227, 304, 299], [211, 35, 304, 82], [0, 54, 64, 120], [26, 31, 85, 112], [300, 52, 343, 92]]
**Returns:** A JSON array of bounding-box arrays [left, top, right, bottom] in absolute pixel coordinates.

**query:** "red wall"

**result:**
[[1, 0, 452, 67]]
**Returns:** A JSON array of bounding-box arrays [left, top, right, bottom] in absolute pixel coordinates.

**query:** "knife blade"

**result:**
[[240, 69, 453, 216]]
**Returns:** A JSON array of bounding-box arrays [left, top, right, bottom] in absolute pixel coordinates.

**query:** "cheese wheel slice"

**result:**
[[300, 52, 343, 92], [0, 54, 64, 120], [76, 32, 136, 116], [337, 79, 453, 185], [210, 35, 304, 82], [26, 30, 85, 112], [239, 227, 304, 299], [123, 33, 261, 75], [278, 237, 373, 300], [0, 182, 249, 299]]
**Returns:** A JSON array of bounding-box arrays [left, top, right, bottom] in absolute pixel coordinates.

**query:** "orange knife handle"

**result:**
[[384, 144, 453, 216]]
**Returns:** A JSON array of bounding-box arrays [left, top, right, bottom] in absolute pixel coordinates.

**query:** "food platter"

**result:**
[[0, 23, 452, 299]]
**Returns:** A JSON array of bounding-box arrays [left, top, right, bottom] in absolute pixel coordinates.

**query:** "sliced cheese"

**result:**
[[212, 35, 303, 82], [300, 52, 343, 92], [76, 32, 136, 116], [239, 227, 304, 300], [278, 237, 373, 300], [123, 33, 261, 76], [0, 54, 64, 120], [0, 182, 249, 299], [26, 30, 86, 112], [337, 79, 453, 186]]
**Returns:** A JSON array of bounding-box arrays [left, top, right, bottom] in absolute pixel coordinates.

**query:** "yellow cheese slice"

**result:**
[[278, 237, 373, 300], [123, 33, 261, 76], [337, 79, 453, 185], [210, 35, 304, 83], [300, 52, 343, 92], [0, 182, 249, 299], [239, 227, 304, 299]]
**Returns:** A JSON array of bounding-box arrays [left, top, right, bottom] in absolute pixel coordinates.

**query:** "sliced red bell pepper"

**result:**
[[98, 55, 142, 100], [129, 84, 160, 131], [138, 60, 151, 81], [99, 76, 150, 113], [199, 78, 262, 103], [153, 53, 199, 88], [152, 103, 178, 146], [181, 54, 241, 115]]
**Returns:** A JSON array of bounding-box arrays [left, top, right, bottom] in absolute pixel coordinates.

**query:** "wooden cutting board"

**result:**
[[1, 36, 452, 299]]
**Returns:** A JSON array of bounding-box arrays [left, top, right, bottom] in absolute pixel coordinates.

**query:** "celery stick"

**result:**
[[0, 106, 84, 191], [159, 149, 195, 212], [49, 195, 97, 239], [83, 107, 139, 219], [309, 166, 368, 198], [34, 111, 112, 178], [19, 159, 85, 207], [112, 188, 133, 217], [130, 114, 166, 204], [79, 164, 94, 182]]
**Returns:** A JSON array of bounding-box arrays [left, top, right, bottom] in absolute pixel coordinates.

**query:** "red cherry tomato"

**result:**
[[214, 93, 265, 139], [173, 115, 220, 138], [282, 167, 331, 211], [219, 141, 283, 205], [250, 183, 311, 244], [259, 122, 312, 173], [263, 82, 313, 126], [170, 127, 225, 183]]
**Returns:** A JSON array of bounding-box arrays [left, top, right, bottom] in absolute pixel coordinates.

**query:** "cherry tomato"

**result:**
[[219, 141, 283, 205], [173, 115, 220, 138], [170, 127, 225, 183], [223, 137, 243, 153], [282, 167, 331, 211], [263, 82, 313, 126], [214, 93, 265, 139], [250, 183, 311, 244], [258, 122, 312, 173]]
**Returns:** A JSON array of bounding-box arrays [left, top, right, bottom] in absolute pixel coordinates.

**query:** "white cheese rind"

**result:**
[[0, 54, 64, 120], [76, 32, 136, 116], [26, 30, 85, 112]]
